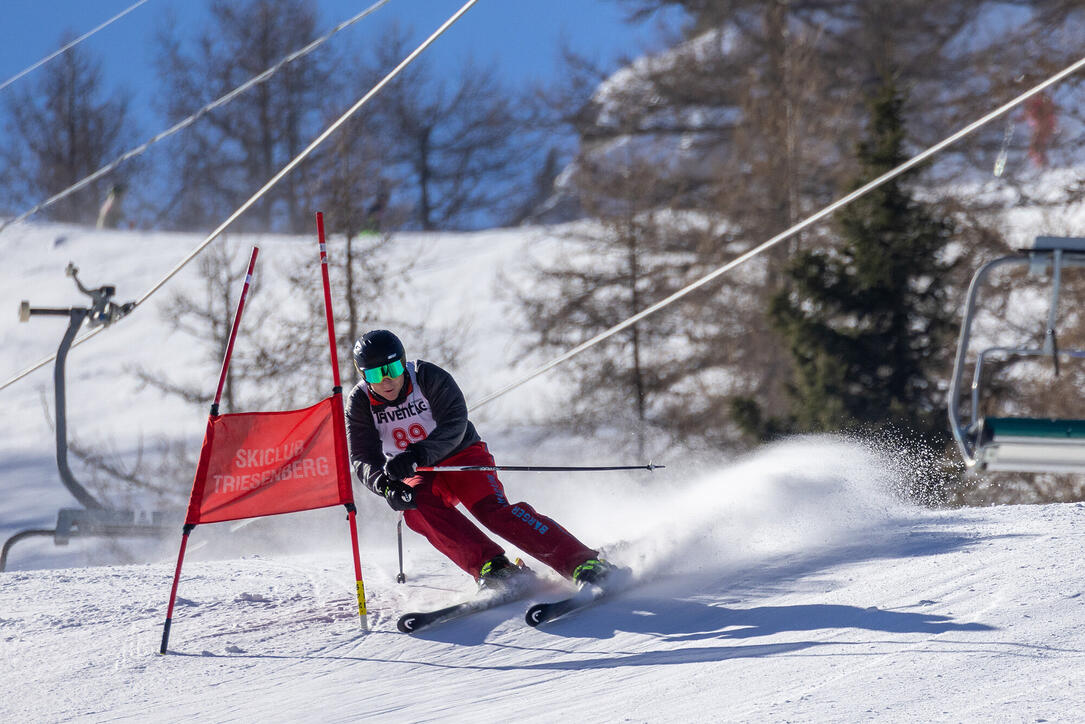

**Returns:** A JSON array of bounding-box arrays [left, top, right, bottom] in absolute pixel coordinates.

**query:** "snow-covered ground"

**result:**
[[2, 222, 1084, 721], [4, 439, 1084, 722]]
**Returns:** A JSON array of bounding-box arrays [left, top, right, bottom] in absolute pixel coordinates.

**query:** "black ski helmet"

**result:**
[[353, 329, 405, 373]]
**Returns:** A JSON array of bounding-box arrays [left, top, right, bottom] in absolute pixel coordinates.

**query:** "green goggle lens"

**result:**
[[362, 359, 405, 384]]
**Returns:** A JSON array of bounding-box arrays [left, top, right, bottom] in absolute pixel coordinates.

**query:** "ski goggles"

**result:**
[[361, 359, 405, 384]]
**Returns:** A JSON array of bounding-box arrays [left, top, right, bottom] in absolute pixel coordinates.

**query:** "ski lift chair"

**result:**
[[1, 265, 177, 571], [948, 236, 1085, 474]]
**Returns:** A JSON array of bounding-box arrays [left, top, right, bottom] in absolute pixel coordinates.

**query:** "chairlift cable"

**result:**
[[0, 0, 479, 394], [0, 0, 153, 94], [2, 22, 1083, 402], [469, 53, 1085, 410], [0, 0, 392, 231]]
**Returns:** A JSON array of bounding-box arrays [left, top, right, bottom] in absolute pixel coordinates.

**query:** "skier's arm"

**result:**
[[344, 384, 389, 494], [411, 361, 470, 465]]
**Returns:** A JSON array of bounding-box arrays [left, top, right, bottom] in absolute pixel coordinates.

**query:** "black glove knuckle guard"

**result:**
[[381, 479, 417, 511]]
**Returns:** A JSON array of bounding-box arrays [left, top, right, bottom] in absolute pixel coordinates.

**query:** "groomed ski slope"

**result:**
[[2, 223, 1084, 721], [3, 437, 1084, 722]]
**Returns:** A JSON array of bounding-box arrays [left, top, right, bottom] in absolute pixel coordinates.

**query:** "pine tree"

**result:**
[[766, 77, 956, 439]]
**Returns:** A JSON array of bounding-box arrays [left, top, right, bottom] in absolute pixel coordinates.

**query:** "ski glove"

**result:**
[[374, 474, 417, 511], [384, 449, 419, 481]]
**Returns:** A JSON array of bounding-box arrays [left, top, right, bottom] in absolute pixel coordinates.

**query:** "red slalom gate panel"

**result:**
[[185, 396, 352, 525]]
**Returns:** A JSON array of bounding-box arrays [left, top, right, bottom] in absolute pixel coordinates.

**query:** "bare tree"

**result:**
[[268, 225, 466, 404], [521, 1, 1085, 452], [517, 154, 729, 456], [525, 4, 853, 446], [0, 42, 134, 223], [154, 0, 337, 232], [279, 113, 463, 395], [131, 240, 280, 411], [132, 227, 464, 416], [609, 0, 1085, 211], [363, 27, 537, 230]]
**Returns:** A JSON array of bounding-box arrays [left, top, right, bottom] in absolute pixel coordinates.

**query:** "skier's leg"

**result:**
[[467, 493, 597, 578], [430, 444, 597, 579], [402, 478, 504, 578]]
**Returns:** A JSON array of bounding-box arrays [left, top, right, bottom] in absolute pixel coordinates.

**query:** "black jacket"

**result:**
[[345, 360, 481, 493]]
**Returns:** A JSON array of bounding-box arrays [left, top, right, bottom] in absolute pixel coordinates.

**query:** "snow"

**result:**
[[2, 222, 1085, 721]]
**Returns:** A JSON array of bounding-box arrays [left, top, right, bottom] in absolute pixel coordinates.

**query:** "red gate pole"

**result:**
[[315, 215, 340, 389], [159, 524, 193, 654], [316, 212, 369, 631], [160, 245, 260, 653], [211, 246, 260, 415]]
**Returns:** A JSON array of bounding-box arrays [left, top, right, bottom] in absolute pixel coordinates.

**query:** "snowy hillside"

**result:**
[[3, 222, 1085, 721], [4, 437, 1085, 721], [0, 221, 575, 570]]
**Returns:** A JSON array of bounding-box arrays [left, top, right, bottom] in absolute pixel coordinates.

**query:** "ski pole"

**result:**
[[415, 463, 665, 473], [396, 515, 406, 584]]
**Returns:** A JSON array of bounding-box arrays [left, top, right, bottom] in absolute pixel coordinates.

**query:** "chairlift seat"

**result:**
[[949, 235, 1085, 473], [974, 416, 1085, 473]]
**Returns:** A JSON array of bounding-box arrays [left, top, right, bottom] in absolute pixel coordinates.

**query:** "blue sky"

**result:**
[[0, 0, 681, 124]]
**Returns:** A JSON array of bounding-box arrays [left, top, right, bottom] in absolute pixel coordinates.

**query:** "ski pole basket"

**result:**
[[948, 236, 1085, 473]]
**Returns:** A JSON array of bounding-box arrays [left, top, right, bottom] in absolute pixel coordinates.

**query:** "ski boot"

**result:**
[[477, 555, 536, 593], [572, 558, 623, 588]]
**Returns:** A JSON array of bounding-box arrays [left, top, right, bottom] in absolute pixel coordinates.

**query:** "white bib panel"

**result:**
[[369, 362, 438, 459]]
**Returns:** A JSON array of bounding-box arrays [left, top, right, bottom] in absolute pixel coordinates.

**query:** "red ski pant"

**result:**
[[401, 442, 596, 579]]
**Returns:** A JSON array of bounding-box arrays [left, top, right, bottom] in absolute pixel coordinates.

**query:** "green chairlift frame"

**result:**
[[948, 236, 1085, 473]]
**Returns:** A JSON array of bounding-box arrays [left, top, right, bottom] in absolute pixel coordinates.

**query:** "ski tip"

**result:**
[[525, 604, 547, 627], [397, 615, 420, 634]]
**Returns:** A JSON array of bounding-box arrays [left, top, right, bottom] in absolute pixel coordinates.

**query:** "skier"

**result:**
[[345, 329, 615, 591], [96, 183, 126, 230]]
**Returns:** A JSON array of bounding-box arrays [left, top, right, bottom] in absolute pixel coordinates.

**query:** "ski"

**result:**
[[526, 567, 633, 627], [397, 583, 536, 633], [525, 583, 609, 626]]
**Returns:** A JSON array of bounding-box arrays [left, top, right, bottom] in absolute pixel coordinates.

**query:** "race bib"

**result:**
[[370, 361, 437, 458]]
